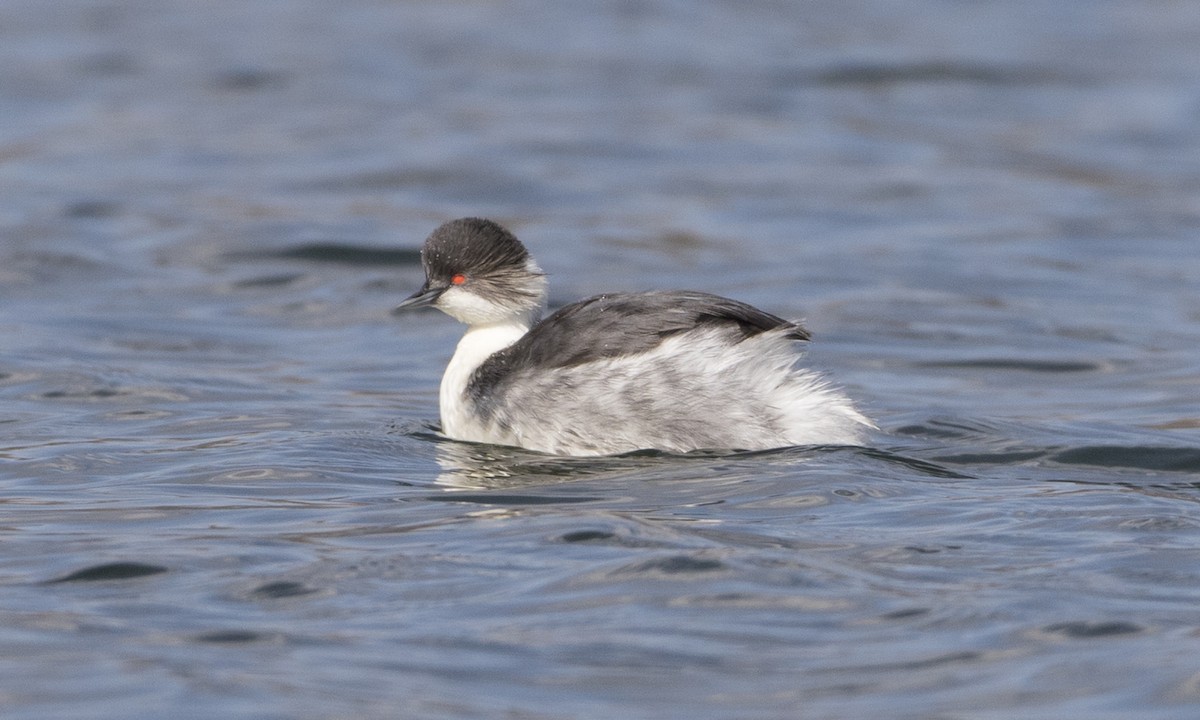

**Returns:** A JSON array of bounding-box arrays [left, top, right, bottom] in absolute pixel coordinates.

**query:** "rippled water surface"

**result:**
[[3, 1, 1200, 718]]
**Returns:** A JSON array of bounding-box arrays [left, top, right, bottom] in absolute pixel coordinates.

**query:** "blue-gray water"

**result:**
[[3, 1, 1200, 718]]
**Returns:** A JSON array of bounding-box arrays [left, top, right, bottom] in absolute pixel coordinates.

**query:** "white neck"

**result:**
[[439, 318, 531, 440]]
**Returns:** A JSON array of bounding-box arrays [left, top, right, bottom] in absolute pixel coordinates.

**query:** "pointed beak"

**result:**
[[392, 281, 447, 314]]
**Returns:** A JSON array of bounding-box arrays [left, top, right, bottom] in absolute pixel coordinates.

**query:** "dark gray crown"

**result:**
[[422, 218, 531, 282]]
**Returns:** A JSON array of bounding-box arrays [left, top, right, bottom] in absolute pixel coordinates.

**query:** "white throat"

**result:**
[[439, 318, 531, 440]]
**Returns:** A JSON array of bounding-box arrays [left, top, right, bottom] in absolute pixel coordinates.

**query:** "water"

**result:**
[[2, 1, 1199, 717]]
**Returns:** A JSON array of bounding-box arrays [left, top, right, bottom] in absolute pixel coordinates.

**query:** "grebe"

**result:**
[[394, 218, 872, 456]]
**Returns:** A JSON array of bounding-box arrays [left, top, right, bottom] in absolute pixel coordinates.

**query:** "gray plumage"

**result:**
[[475, 290, 810, 383]]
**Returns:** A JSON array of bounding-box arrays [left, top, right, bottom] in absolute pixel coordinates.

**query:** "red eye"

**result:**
[[451, 273, 467, 285]]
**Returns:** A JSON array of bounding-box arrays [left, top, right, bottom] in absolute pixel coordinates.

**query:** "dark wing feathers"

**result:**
[[469, 291, 808, 401]]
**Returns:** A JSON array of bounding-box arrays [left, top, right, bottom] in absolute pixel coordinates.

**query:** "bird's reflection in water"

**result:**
[[430, 436, 662, 490], [424, 426, 831, 492]]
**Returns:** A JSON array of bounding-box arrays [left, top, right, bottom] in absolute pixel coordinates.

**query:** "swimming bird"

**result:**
[[394, 218, 872, 456]]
